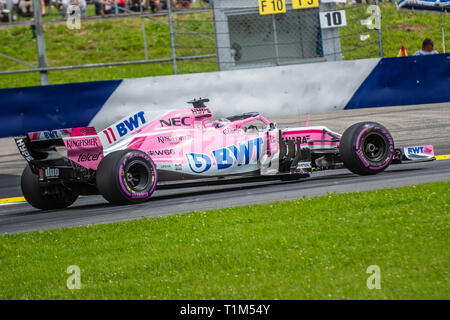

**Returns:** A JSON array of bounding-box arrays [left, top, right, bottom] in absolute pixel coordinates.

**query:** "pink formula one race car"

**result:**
[[15, 99, 435, 210]]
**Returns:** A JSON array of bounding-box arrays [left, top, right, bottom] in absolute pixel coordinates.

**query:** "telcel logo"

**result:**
[[78, 152, 101, 162]]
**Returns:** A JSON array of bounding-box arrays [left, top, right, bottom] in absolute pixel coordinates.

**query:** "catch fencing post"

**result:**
[[6, 0, 12, 23], [442, 11, 446, 53], [167, 0, 178, 74], [140, 3, 149, 59], [32, 0, 49, 85], [375, 0, 383, 57]]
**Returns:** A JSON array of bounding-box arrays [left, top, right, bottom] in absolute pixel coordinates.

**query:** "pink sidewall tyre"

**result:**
[[96, 150, 158, 205], [340, 122, 395, 176]]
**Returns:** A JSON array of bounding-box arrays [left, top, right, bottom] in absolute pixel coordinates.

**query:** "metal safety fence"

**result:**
[[0, 0, 386, 87]]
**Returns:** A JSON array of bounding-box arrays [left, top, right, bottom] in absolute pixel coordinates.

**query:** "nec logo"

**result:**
[[160, 117, 191, 127], [408, 146, 424, 154], [103, 111, 146, 144]]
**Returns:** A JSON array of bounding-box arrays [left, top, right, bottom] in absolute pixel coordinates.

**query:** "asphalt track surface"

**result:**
[[0, 103, 449, 234], [1, 159, 449, 234]]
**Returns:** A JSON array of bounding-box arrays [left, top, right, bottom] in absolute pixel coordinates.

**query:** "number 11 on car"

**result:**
[[259, 0, 286, 15]]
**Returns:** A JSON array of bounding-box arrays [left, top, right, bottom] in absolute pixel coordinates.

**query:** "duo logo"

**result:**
[[185, 153, 212, 174], [186, 138, 263, 174], [407, 146, 424, 154], [103, 111, 146, 144]]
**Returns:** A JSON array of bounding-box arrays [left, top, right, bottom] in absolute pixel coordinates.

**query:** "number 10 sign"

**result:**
[[319, 10, 347, 29]]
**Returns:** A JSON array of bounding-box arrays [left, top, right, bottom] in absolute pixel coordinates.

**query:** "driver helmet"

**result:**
[[213, 118, 230, 129]]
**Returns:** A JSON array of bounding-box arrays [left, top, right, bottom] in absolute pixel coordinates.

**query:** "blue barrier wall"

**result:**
[[345, 53, 450, 109], [0, 80, 121, 137], [0, 54, 449, 138]]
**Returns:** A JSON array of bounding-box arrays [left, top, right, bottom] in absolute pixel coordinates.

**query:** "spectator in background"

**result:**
[[116, 0, 126, 10], [94, 0, 114, 16], [130, 0, 145, 12], [16, 0, 46, 17], [149, 0, 156, 13], [153, 0, 176, 10], [18, 0, 33, 17], [178, 0, 190, 8], [0, 0, 9, 22], [413, 38, 439, 56]]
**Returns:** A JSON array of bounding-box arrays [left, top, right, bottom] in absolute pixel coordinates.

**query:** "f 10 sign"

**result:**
[[258, 0, 286, 15], [319, 10, 347, 29]]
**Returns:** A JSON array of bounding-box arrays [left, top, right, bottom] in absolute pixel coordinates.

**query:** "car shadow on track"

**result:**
[[2, 166, 427, 217]]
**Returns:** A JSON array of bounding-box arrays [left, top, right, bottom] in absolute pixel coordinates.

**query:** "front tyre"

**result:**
[[340, 122, 394, 175], [96, 150, 158, 205], [21, 165, 78, 210]]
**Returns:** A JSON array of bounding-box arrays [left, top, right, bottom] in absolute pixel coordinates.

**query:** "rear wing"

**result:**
[[26, 127, 98, 142], [15, 127, 104, 170]]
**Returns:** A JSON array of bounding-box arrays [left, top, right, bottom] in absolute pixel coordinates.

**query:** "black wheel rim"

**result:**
[[125, 161, 150, 192], [362, 132, 387, 162]]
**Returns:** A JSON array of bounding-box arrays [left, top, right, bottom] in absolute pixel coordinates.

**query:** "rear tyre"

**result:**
[[340, 122, 394, 175], [96, 150, 158, 205], [21, 165, 78, 210]]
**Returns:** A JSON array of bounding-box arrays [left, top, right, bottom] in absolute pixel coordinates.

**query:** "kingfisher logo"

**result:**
[[186, 138, 263, 174], [66, 137, 99, 149], [103, 111, 146, 144]]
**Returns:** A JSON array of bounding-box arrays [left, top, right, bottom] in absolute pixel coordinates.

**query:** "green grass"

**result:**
[[0, 181, 449, 299], [0, 3, 448, 88], [340, 3, 449, 60]]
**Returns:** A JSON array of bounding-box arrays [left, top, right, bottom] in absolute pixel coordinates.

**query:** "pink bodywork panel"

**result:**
[[403, 145, 434, 160], [126, 108, 268, 167], [281, 128, 341, 148], [63, 135, 104, 170]]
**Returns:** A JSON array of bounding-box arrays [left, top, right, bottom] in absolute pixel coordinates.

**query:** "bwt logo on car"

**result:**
[[40, 130, 60, 140], [186, 138, 263, 174], [408, 146, 424, 154], [103, 111, 146, 144]]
